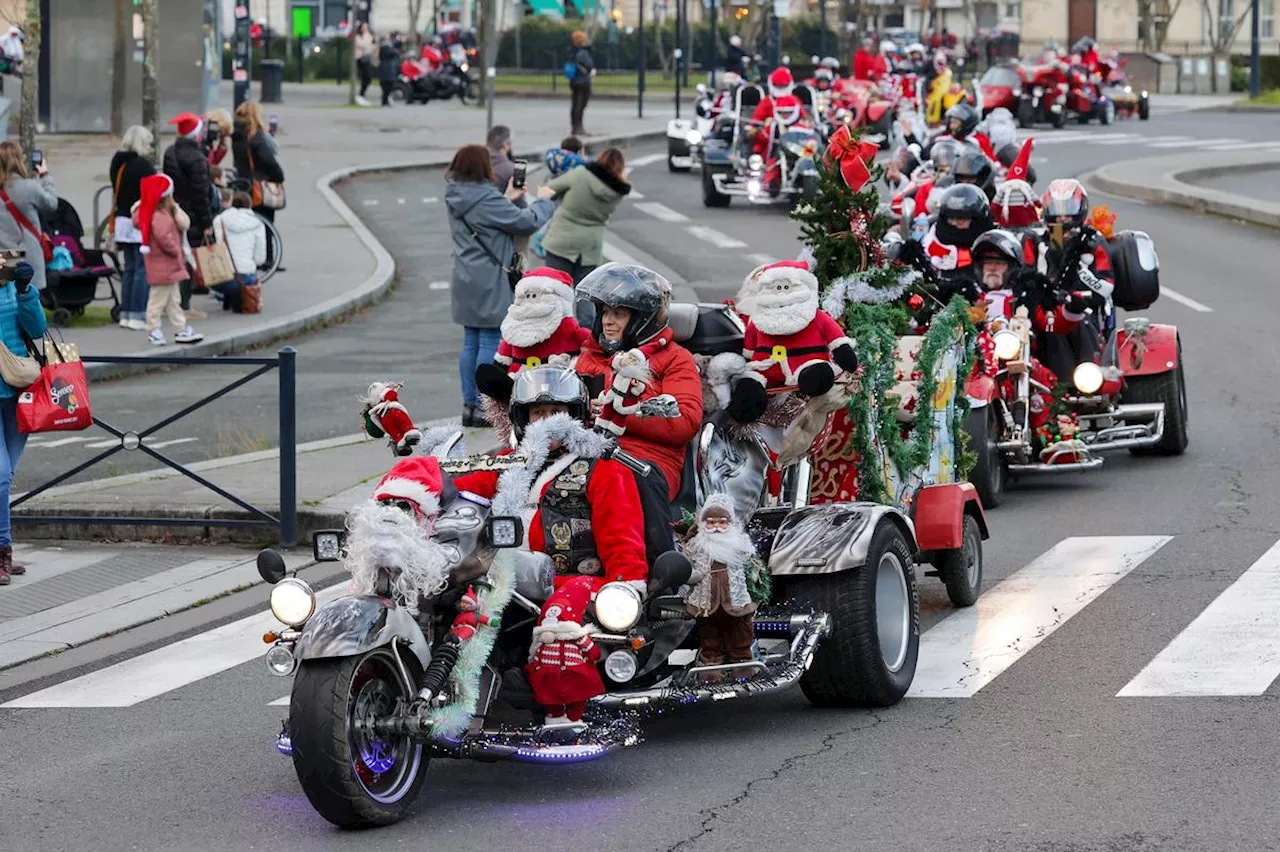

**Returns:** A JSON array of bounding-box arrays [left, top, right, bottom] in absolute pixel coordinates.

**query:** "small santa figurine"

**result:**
[[449, 585, 490, 642], [728, 260, 859, 422], [525, 576, 605, 728], [591, 343, 663, 437], [360, 381, 423, 456], [476, 267, 592, 405], [681, 494, 769, 681]]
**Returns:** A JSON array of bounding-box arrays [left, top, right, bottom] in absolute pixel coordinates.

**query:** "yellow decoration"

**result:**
[[771, 345, 788, 362], [932, 371, 956, 409], [525, 356, 542, 368]]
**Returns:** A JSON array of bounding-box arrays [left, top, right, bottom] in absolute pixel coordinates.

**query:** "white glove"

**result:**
[[1076, 258, 1114, 299]]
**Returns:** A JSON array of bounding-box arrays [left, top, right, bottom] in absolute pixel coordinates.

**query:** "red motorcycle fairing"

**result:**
[[913, 482, 989, 551], [964, 373, 998, 404], [1117, 323, 1180, 377], [867, 101, 891, 122]]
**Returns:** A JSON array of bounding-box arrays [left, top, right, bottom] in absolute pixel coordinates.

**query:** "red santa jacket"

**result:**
[[978, 288, 1081, 336], [495, 317, 592, 375], [923, 226, 972, 272], [452, 451, 648, 592], [576, 332, 703, 501], [853, 50, 886, 81], [742, 309, 851, 388]]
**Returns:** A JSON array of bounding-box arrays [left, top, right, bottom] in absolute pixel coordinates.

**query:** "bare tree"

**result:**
[[408, 0, 426, 33], [17, 0, 37, 158], [111, 0, 128, 137], [1138, 0, 1187, 51], [140, 0, 160, 156], [1201, 0, 1250, 88]]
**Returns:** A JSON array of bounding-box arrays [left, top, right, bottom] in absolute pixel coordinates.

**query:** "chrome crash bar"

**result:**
[[1075, 402, 1165, 453]]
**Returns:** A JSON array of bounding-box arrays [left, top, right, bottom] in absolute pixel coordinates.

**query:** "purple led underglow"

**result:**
[[510, 744, 609, 764], [276, 733, 293, 756]]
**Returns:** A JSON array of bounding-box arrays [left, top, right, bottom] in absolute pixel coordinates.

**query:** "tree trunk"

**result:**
[[18, 0, 39, 158], [476, 0, 493, 107], [111, 0, 128, 137], [408, 0, 424, 33], [140, 0, 160, 158]]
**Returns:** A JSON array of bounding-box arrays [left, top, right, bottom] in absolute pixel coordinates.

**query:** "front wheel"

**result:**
[[1099, 99, 1115, 125], [289, 649, 428, 828], [1124, 339, 1188, 456], [702, 165, 731, 208], [935, 514, 983, 607], [1051, 107, 1066, 129], [387, 82, 411, 106], [1138, 95, 1150, 120], [1017, 99, 1034, 128], [965, 405, 1005, 509], [460, 78, 479, 104], [793, 522, 920, 708], [668, 141, 692, 173]]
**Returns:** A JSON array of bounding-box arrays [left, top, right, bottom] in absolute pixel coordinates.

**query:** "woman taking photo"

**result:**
[[0, 140, 55, 294], [109, 125, 156, 330], [445, 143, 556, 427], [231, 101, 284, 269], [541, 147, 630, 284]]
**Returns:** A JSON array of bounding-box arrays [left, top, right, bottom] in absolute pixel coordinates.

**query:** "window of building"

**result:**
[[1004, 2, 1021, 18], [975, 2, 998, 27], [1264, 0, 1275, 38]]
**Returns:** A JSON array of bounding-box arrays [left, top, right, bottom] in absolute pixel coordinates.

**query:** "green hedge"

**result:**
[[221, 38, 355, 83], [1230, 54, 1280, 91]]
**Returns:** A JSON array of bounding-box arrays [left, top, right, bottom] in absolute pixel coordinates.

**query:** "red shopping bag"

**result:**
[[17, 360, 93, 433]]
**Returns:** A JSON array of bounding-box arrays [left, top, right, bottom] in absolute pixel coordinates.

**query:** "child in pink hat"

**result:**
[[132, 173, 202, 345]]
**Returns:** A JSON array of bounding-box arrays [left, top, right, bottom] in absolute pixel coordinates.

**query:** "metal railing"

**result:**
[[11, 348, 298, 546]]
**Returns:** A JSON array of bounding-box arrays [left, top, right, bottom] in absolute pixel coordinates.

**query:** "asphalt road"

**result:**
[[6, 108, 1280, 851], [1189, 166, 1280, 202]]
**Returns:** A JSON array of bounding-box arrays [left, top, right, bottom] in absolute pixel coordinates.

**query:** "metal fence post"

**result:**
[[278, 346, 297, 547]]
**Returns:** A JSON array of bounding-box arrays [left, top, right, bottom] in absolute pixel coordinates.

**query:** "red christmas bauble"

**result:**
[[908, 294, 924, 311]]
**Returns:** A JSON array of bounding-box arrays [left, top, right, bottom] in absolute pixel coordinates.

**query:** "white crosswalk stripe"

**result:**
[[635, 202, 691, 223], [1148, 137, 1242, 148], [17, 533, 1280, 709], [1019, 131, 1275, 154], [687, 225, 747, 249]]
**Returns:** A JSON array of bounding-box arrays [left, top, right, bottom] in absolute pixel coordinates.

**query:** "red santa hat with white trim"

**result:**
[[135, 173, 174, 255], [168, 111, 204, 140], [372, 456, 452, 520], [514, 266, 575, 309], [768, 67, 795, 97], [754, 258, 819, 291]]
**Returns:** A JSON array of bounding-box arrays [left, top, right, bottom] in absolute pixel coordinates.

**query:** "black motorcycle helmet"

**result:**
[[953, 150, 996, 200], [935, 183, 993, 248], [944, 101, 980, 140], [574, 262, 672, 355], [508, 366, 590, 442], [971, 228, 1025, 290], [930, 138, 964, 175]]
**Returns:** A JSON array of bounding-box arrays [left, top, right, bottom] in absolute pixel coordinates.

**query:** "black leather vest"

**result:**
[[540, 457, 602, 578]]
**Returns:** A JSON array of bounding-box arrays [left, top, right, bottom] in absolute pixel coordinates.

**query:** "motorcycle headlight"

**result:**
[[594, 582, 642, 632], [270, 577, 316, 627], [604, 650, 639, 683], [993, 330, 1022, 362], [748, 153, 764, 171], [1033, 85, 1044, 96], [686, 129, 703, 145], [1073, 362, 1105, 395], [460, 62, 469, 72]]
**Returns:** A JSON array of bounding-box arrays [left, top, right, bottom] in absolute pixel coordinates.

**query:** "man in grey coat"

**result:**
[[487, 125, 530, 257]]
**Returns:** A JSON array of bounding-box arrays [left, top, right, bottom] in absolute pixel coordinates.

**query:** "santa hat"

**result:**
[[372, 455, 449, 519], [168, 111, 204, 139], [536, 576, 594, 630], [1006, 137, 1033, 184], [774, 94, 803, 125], [699, 491, 737, 523], [768, 67, 794, 97], [135, 173, 174, 255], [514, 266, 574, 307], [755, 259, 818, 292]]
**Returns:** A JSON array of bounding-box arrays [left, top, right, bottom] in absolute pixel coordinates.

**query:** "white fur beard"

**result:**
[[501, 301, 566, 347], [685, 526, 758, 571], [344, 502, 454, 612], [751, 289, 819, 335]]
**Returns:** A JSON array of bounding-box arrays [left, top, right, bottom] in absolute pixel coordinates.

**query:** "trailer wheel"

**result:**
[[935, 514, 983, 608]]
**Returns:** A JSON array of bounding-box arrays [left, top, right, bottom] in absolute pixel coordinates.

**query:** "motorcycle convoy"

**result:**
[[253, 39, 1186, 830]]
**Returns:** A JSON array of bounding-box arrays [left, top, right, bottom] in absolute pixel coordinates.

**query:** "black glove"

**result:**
[[832, 343, 859, 374], [1064, 291, 1091, 315], [12, 262, 33, 294]]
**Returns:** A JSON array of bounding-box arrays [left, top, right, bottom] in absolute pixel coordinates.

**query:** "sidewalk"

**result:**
[[43, 84, 675, 379]]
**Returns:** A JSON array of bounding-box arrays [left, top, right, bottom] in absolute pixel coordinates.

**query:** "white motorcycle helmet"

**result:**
[[880, 40, 898, 55]]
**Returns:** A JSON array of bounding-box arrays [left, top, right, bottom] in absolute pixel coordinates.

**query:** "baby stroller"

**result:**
[[40, 198, 122, 327]]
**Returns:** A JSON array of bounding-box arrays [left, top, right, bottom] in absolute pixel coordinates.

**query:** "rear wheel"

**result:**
[[1138, 95, 1151, 120], [1077, 112, 1091, 125], [936, 514, 983, 608], [1051, 107, 1066, 129], [1124, 338, 1188, 456], [387, 83, 410, 106], [793, 522, 920, 708], [965, 405, 1005, 509], [1100, 98, 1115, 125], [1017, 100, 1034, 128], [290, 649, 427, 828], [701, 165, 731, 208]]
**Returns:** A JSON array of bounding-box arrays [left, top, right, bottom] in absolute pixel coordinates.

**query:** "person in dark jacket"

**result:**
[[569, 31, 596, 136], [163, 113, 213, 244], [109, 125, 156, 330], [724, 34, 747, 76], [232, 101, 285, 272], [445, 144, 556, 426], [378, 36, 401, 106]]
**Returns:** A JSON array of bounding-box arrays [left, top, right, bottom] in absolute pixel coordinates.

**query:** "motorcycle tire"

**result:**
[[1100, 99, 1115, 125], [1078, 112, 1091, 125], [965, 405, 1005, 509], [701, 164, 731, 208], [1138, 95, 1150, 120], [1017, 100, 1034, 129], [461, 79, 479, 104], [1051, 109, 1066, 129], [388, 83, 411, 107], [290, 650, 428, 828], [934, 513, 984, 608], [791, 521, 920, 708], [1123, 338, 1188, 457]]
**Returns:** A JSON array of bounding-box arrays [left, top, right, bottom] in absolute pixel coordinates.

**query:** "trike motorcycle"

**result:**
[[1016, 62, 1068, 129], [666, 83, 718, 172], [1064, 64, 1115, 125], [257, 300, 986, 828], [1097, 59, 1150, 120], [702, 84, 824, 207]]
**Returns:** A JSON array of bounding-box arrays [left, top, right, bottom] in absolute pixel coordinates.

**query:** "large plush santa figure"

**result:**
[[525, 575, 606, 728], [728, 260, 858, 422]]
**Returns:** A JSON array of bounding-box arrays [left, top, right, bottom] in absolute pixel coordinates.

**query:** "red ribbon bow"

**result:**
[[825, 125, 880, 193]]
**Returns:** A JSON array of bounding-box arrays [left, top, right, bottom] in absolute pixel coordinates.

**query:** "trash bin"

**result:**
[[261, 60, 284, 104]]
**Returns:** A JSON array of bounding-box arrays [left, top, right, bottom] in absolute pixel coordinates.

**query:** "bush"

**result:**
[[1230, 53, 1280, 91], [221, 37, 355, 83]]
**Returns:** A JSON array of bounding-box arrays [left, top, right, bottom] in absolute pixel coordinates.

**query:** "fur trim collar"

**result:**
[[587, 162, 632, 196], [491, 413, 612, 519]]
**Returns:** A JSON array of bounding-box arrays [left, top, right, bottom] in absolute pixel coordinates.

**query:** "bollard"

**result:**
[[278, 347, 297, 547]]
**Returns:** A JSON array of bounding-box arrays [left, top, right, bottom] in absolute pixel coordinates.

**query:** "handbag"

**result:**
[[16, 332, 92, 433], [459, 210, 523, 291], [195, 220, 236, 288], [0, 188, 53, 263], [0, 337, 40, 389], [241, 278, 262, 314], [248, 143, 287, 211]]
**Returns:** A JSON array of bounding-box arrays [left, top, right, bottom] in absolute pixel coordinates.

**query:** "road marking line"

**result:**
[[146, 437, 200, 450], [602, 240, 643, 267], [635, 201, 690, 223], [628, 152, 668, 168], [428, 280, 450, 290], [361, 199, 379, 206], [746, 253, 776, 265], [421, 196, 438, 203], [1148, 137, 1240, 148], [687, 225, 747, 249], [397, 198, 406, 204], [1020, 131, 1092, 144], [1079, 132, 1142, 143], [28, 436, 94, 449], [269, 694, 290, 706], [1090, 135, 1155, 145], [83, 438, 122, 449], [1119, 540, 1280, 697], [1158, 286, 1213, 313], [907, 536, 1172, 698], [629, 190, 646, 199], [1, 582, 350, 708], [1199, 141, 1280, 151]]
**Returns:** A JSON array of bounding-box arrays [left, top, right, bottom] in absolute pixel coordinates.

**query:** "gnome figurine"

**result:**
[[728, 260, 859, 422], [682, 494, 770, 681], [525, 576, 605, 728], [360, 381, 423, 456]]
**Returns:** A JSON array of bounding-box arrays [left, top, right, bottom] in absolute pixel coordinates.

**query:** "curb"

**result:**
[[84, 127, 671, 383], [1090, 153, 1280, 231], [1208, 104, 1280, 113]]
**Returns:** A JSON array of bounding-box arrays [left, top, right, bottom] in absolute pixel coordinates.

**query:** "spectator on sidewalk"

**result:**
[[212, 190, 266, 313], [204, 108, 234, 170], [568, 30, 596, 136], [541, 147, 630, 284], [378, 36, 401, 106], [445, 144, 556, 427], [133, 174, 202, 346], [232, 101, 285, 271], [725, 34, 746, 76], [0, 140, 56, 294], [487, 125, 529, 257], [109, 125, 157, 331], [164, 112, 214, 312], [354, 22, 376, 105], [533, 136, 591, 259], [0, 258, 46, 585]]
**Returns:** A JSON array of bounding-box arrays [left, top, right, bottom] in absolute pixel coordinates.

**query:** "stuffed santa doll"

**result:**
[[591, 340, 670, 437], [476, 267, 592, 406], [681, 494, 769, 682], [360, 381, 423, 456], [728, 260, 858, 422], [449, 585, 490, 642], [525, 576, 605, 727]]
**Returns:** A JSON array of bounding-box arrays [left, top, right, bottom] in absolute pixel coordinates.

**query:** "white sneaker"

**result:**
[[127, 319, 148, 331], [118, 318, 130, 328], [174, 326, 203, 344], [147, 329, 166, 346], [356, 95, 372, 106]]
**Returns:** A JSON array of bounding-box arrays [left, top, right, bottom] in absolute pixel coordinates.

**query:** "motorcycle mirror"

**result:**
[[257, 548, 288, 584]]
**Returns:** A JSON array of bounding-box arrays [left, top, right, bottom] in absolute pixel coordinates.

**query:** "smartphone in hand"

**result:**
[[512, 159, 527, 190]]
